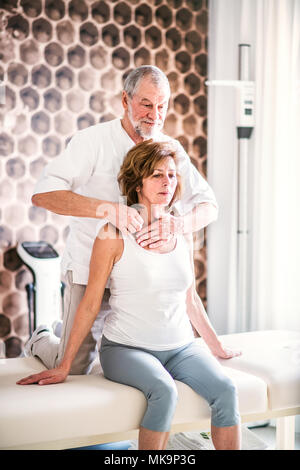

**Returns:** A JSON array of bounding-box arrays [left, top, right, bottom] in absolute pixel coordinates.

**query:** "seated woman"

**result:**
[[17, 140, 242, 450]]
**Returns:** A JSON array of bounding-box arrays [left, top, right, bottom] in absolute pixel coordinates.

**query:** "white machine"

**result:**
[[17, 241, 63, 334], [236, 44, 254, 332]]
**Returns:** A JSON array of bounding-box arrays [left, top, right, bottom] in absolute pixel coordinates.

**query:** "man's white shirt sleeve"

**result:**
[[33, 131, 97, 194], [170, 140, 218, 216]]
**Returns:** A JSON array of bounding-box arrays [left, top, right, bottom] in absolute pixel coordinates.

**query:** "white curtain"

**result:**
[[207, 0, 300, 334], [249, 0, 300, 330]]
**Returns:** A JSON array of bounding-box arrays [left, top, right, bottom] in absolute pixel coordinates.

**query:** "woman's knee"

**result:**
[[142, 378, 178, 432], [219, 378, 238, 406], [149, 377, 178, 408], [211, 377, 240, 427]]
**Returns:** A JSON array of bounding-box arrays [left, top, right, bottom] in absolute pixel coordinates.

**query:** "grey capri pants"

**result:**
[[100, 336, 240, 432]]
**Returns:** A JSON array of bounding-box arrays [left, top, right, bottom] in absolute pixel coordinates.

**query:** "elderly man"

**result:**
[[24, 65, 218, 375]]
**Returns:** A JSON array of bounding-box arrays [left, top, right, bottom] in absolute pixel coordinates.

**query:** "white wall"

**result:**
[[206, 0, 257, 334], [206, 0, 300, 434]]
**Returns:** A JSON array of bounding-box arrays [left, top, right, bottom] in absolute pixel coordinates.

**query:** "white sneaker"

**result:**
[[22, 325, 51, 357], [52, 319, 63, 338]]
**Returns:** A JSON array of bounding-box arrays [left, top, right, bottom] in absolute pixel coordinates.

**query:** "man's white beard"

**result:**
[[128, 105, 162, 139]]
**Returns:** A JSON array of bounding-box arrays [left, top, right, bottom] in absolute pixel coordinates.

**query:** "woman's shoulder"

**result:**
[[95, 223, 124, 260], [97, 222, 122, 239]]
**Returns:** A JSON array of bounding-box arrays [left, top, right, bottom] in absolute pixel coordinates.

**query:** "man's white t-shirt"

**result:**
[[34, 118, 218, 284]]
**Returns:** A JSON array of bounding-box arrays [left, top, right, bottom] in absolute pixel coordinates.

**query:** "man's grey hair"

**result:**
[[124, 66, 170, 98]]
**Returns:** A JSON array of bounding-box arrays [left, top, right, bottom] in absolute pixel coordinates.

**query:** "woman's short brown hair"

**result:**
[[118, 139, 182, 207]]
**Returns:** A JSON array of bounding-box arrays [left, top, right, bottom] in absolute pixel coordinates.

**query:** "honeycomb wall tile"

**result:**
[[0, 0, 209, 357]]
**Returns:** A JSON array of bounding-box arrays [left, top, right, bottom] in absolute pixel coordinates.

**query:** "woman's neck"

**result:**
[[138, 203, 167, 227]]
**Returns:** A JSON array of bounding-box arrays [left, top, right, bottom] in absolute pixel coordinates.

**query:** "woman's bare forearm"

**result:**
[[17, 232, 121, 386], [187, 291, 221, 350], [184, 231, 221, 349], [187, 288, 242, 360], [32, 190, 111, 218]]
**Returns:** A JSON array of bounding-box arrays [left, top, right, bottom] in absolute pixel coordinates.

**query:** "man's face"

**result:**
[[126, 77, 169, 139]]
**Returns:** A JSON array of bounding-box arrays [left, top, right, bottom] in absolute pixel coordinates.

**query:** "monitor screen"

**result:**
[[21, 242, 59, 259]]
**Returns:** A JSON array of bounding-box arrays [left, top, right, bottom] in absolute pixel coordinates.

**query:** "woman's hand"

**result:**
[[210, 343, 242, 360], [16, 366, 69, 386]]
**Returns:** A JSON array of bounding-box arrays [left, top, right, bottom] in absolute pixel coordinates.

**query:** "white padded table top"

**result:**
[[215, 330, 300, 410], [0, 355, 267, 450]]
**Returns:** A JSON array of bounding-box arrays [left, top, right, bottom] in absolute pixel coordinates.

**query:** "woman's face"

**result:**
[[137, 156, 178, 208]]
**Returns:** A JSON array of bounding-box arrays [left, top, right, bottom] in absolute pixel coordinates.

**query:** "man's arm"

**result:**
[[32, 126, 143, 232], [135, 139, 218, 248], [177, 201, 218, 234], [32, 190, 104, 218], [32, 190, 144, 233]]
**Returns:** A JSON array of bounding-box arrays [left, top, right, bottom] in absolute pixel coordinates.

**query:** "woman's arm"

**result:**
[[184, 234, 241, 359], [17, 224, 123, 385]]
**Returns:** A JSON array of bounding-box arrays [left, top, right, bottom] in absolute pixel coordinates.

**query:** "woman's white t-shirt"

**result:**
[[103, 234, 195, 351]]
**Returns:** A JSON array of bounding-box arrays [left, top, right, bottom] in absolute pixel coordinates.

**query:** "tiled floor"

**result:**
[[250, 425, 300, 450], [72, 426, 300, 450]]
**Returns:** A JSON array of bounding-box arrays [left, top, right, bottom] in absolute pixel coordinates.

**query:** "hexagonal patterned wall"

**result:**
[[0, 0, 209, 357]]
